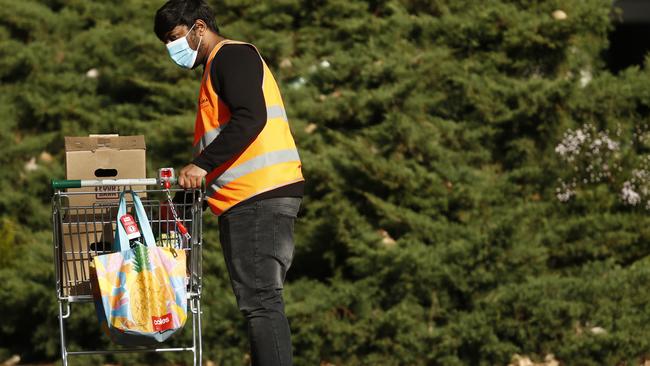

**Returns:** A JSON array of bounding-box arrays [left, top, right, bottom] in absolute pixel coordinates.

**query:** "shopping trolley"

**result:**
[[51, 171, 203, 366]]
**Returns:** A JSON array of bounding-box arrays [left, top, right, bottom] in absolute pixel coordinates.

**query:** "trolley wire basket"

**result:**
[[51, 177, 203, 366]]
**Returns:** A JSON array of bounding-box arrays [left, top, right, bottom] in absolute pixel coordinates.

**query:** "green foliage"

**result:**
[[0, 0, 649, 365], [0, 217, 18, 266], [0, 231, 60, 362]]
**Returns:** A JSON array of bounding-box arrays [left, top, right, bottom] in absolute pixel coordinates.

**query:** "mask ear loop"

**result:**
[[195, 34, 203, 52], [186, 23, 196, 36], [188, 23, 202, 52]]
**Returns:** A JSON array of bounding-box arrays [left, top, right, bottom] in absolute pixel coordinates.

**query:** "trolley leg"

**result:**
[[190, 297, 203, 366], [191, 300, 196, 366], [196, 298, 202, 366], [58, 301, 69, 366]]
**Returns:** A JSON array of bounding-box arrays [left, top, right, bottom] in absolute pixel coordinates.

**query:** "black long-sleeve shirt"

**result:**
[[192, 44, 303, 204]]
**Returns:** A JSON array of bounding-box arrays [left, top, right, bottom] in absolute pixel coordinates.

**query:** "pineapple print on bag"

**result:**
[[128, 243, 172, 332]]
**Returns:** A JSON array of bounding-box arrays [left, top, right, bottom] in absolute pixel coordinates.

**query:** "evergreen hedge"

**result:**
[[1, 0, 649, 364]]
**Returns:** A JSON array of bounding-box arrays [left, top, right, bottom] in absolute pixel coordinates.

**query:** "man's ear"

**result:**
[[195, 19, 208, 37]]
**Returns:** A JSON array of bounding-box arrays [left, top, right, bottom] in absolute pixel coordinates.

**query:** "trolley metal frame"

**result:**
[[51, 178, 203, 366]]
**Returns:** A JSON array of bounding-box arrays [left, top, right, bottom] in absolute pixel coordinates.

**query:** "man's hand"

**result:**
[[178, 164, 208, 189]]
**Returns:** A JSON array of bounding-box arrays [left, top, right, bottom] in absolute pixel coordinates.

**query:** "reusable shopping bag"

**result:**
[[90, 190, 187, 346]]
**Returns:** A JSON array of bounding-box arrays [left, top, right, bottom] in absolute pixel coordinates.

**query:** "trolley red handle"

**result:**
[[177, 222, 189, 236]]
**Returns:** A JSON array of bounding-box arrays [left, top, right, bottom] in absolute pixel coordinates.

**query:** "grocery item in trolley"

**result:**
[[89, 190, 188, 346]]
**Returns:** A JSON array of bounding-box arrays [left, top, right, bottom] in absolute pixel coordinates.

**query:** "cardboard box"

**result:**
[[65, 134, 146, 207], [60, 221, 114, 296]]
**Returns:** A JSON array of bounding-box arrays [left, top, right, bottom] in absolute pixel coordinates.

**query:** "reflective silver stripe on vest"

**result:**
[[193, 126, 223, 157], [206, 148, 300, 195], [266, 105, 288, 122], [193, 105, 288, 156]]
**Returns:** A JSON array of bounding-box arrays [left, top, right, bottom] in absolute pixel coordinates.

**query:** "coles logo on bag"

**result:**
[[152, 313, 174, 332]]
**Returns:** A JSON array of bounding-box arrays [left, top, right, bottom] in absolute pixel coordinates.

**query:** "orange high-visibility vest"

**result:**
[[194, 40, 304, 215]]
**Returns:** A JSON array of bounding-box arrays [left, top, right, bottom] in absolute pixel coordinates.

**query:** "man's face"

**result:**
[[163, 23, 205, 69], [164, 24, 198, 47]]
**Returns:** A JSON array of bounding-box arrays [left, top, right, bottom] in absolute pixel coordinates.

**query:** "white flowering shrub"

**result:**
[[620, 157, 650, 208], [555, 122, 650, 208]]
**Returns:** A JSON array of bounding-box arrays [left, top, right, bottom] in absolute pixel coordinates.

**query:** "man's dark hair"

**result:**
[[154, 0, 219, 41]]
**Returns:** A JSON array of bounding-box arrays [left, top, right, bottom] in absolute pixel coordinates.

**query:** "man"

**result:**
[[154, 1, 304, 365]]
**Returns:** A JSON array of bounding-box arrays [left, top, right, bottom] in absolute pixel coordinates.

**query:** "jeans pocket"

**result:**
[[273, 212, 296, 273]]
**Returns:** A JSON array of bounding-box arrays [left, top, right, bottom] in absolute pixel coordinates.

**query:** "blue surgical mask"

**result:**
[[166, 24, 202, 69]]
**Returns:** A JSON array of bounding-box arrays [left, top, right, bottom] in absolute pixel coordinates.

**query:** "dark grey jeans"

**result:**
[[218, 197, 301, 366]]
